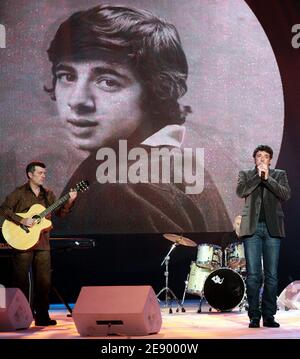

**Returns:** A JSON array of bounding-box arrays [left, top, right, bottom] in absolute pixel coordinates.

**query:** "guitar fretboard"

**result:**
[[39, 193, 70, 218]]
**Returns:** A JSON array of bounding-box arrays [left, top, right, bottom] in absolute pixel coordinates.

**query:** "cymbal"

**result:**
[[163, 234, 197, 247]]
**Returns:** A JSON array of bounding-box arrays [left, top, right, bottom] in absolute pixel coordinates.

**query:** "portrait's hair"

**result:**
[[45, 4, 191, 127], [252, 145, 273, 159], [26, 161, 46, 178]]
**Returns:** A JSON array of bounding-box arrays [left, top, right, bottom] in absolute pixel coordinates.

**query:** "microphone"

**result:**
[[261, 171, 265, 180]]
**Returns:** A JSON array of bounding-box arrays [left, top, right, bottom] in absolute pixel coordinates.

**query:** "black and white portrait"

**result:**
[[0, 0, 283, 235]]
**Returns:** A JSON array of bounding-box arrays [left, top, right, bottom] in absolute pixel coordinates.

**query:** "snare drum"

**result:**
[[196, 243, 222, 269], [203, 268, 245, 311], [225, 242, 246, 270], [186, 262, 211, 296]]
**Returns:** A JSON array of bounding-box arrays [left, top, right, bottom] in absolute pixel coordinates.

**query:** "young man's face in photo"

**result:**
[[54, 57, 145, 152]]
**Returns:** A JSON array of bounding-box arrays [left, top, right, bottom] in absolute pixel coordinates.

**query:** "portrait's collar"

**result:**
[[141, 125, 185, 148]]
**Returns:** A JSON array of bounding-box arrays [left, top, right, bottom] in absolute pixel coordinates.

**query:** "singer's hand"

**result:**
[[258, 163, 269, 179]]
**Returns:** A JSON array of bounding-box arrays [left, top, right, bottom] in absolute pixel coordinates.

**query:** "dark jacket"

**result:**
[[53, 148, 232, 235], [236, 168, 291, 238]]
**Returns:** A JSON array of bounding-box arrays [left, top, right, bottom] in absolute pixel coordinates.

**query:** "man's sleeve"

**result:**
[[264, 170, 291, 201], [0, 190, 23, 224], [236, 170, 261, 198]]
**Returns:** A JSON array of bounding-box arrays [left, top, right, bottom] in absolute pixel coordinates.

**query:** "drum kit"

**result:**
[[157, 233, 248, 313]]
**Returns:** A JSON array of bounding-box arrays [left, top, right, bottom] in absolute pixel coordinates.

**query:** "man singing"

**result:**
[[236, 145, 291, 328]]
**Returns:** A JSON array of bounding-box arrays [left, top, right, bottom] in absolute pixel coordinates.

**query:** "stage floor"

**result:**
[[1, 301, 300, 340]]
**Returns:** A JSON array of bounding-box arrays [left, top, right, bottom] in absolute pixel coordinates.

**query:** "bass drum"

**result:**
[[203, 268, 245, 311]]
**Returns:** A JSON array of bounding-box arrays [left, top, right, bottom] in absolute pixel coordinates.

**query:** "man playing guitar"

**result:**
[[0, 161, 77, 326]]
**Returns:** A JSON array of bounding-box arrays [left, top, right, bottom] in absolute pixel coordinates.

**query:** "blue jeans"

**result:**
[[243, 222, 281, 320]]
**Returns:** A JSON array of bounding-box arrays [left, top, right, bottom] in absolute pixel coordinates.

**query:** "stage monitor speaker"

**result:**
[[0, 287, 33, 331], [277, 280, 300, 310], [73, 285, 162, 336]]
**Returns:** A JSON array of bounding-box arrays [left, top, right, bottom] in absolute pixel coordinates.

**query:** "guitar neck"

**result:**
[[39, 193, 70, 218]]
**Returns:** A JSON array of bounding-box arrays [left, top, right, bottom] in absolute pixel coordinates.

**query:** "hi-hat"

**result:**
[[163, 234, 197, 247]]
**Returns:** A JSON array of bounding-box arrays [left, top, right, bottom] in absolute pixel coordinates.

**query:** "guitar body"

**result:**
[[2, 204, 52, 250]]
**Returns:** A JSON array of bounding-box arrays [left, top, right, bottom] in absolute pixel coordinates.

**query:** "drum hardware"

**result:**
[[197, 296, 205, 313], [157, 234, 196, 313], [238, 293, 248, 312], [197, 292, 213, 313], [180, 273, 190, 312]]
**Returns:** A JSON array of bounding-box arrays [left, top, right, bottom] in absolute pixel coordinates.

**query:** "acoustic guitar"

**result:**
[[1, 180, 89, 250]]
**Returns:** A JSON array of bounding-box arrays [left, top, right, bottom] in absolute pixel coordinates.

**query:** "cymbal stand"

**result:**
[[156, 243, 184, 313]]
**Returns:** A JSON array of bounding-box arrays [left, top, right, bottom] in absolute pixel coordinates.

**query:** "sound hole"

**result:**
[[32, 215, 41, 224]]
